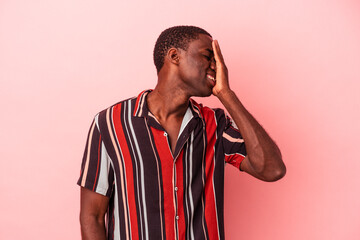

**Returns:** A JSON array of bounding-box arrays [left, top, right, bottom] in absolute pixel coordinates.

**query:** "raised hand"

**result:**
[[212, 40, 230, 96]]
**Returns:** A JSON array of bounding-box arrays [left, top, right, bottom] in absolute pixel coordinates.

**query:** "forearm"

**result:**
[[80, 215, 107, 240], [217, 89, 286, 181]]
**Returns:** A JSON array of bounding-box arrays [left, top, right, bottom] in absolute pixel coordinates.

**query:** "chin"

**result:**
[[187, 85, 213, 98], [195, 90, 212, 98]]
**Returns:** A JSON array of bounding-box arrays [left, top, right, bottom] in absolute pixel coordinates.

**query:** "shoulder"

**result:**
[[93, 96, 138, 127]]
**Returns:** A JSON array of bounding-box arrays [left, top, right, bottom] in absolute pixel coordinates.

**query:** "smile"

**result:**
[[207, 74, 216, 83]]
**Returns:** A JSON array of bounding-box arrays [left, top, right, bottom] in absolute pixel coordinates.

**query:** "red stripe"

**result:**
[[151, 127, 175, 240], [225, 154, 245, 169], [175, 151, 185, 239], [113, 103, 139, 240], [93, 135, 102, 191], [203, 108, 220, 240]]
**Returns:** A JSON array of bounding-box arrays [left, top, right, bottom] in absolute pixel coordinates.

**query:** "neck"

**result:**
[[147, 81, 190, 121]]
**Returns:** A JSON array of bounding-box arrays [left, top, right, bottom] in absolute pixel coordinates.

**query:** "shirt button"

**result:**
[[164, 132, 167, 136], [175, 187, 178, 191], [176, 216, 179, 220]]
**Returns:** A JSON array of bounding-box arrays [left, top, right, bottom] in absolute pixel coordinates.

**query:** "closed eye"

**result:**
[[203, 55, 211, 60]]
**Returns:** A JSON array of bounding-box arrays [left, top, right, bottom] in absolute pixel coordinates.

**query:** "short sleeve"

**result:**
[[77, 115, 114, 197], [222, 113, 247, 170]]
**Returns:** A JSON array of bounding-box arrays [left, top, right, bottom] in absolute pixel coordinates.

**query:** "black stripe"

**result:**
[[191, 122, 208, 240], [214, 109, 226, 239]]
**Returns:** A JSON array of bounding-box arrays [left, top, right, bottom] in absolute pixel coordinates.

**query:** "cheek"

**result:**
[[188, 59, 206, 74], [180, 62, 199, 78]]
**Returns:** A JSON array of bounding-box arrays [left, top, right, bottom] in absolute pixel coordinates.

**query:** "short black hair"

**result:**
[[153, 25, 212, 73]]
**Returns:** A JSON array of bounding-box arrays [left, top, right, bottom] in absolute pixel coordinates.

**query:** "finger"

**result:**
[[212, 40, 220, 63], [214, 40, 225, 63], [212, 40, 224, 66]]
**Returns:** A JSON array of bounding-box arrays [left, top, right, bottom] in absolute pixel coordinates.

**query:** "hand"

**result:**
[[212, 40, 230, 96]]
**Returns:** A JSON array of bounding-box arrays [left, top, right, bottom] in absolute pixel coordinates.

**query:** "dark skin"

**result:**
[[80, 188, 108, 240], [80, 34, 286, 239]]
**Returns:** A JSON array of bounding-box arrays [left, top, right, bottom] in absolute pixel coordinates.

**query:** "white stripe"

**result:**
[[184, 142, 190, 240], [95, 142, 110, 195], [127, 100, 149, 240], [189, 132, 195, 240], [110, 159, 121, 240], [177, 107, 194, 140]]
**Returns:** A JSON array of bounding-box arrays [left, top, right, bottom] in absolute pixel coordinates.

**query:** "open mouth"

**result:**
[[207, 74, 216, 83]]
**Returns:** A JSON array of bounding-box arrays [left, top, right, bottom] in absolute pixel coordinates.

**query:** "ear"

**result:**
[[166, 48, 180, 66]]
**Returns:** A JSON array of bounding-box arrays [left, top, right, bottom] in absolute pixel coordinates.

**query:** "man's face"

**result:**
[[177, 34, 216, 97]]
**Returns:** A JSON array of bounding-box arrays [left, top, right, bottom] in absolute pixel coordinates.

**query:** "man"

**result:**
[[78, 26, 286, 240]]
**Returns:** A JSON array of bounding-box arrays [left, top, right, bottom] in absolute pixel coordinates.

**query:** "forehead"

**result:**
[[187, 34, 213, 52]]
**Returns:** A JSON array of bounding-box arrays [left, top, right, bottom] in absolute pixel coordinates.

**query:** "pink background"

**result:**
[[1, 0, 359, 239]]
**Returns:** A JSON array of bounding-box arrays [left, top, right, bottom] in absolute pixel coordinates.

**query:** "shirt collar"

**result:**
[[132, 89, 203, 119]]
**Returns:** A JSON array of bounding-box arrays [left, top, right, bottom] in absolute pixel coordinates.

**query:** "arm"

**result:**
[[80, 187, 109, 240], [212, 40, 286, 182]]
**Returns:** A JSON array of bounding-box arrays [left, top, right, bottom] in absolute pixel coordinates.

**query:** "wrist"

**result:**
[[216, 88, 234, 101]]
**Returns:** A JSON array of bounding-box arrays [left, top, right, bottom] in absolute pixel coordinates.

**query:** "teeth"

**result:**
[[207, 75, 215, 81]]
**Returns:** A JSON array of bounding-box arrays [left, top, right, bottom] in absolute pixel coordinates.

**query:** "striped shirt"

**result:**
[[78, 89, 247, 240]]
